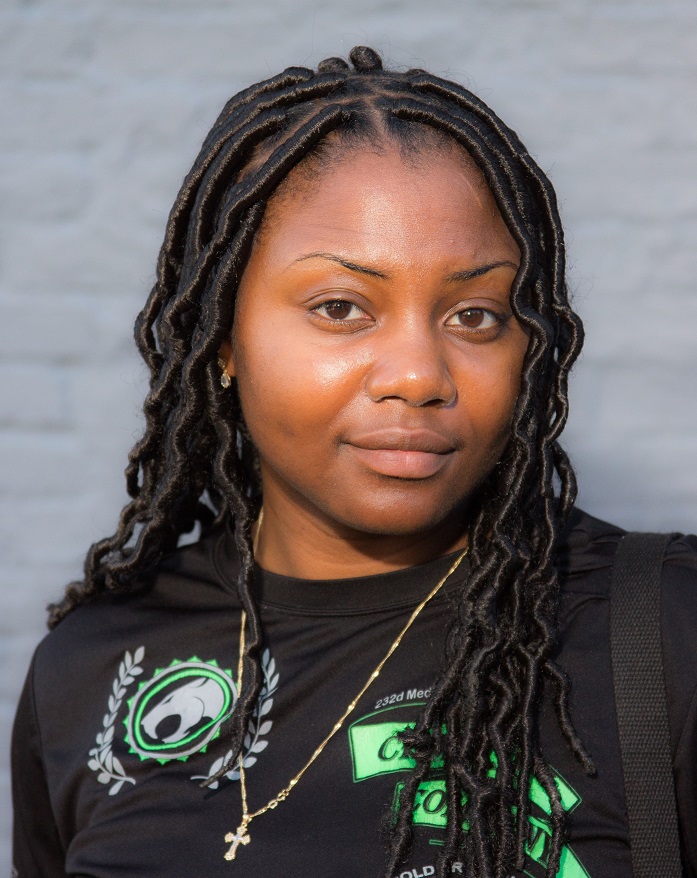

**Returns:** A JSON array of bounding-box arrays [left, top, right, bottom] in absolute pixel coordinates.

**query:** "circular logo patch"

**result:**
[[124, 659, 236, 763]]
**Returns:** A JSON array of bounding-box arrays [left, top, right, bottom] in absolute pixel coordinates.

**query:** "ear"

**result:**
[[218, 339, 236, 377]]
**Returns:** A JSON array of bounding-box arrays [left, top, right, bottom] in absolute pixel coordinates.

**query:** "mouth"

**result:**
[[345, 429, 456, 480]]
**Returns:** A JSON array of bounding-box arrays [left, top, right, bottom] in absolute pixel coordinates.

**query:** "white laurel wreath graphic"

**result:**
[[191, 648, 279, 788], [87, 646, 145, 795]]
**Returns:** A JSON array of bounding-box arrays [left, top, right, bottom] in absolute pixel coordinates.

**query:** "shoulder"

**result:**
[[31, 522, 238, 696], [556, 506, 697, 598], [556, 508, 697, 690], [558, 507, 697, 759]]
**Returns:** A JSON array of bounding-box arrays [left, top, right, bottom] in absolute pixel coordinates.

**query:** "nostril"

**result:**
[[364, 355, 457, 407]]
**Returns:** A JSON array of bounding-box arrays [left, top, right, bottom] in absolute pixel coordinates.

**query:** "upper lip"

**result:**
[[346, 428, 456, 454]]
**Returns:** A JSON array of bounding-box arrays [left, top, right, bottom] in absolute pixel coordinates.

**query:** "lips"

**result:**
[[345, 428, 456, 479]]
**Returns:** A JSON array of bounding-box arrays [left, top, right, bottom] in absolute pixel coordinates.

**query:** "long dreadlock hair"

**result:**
[[48, 46, 593, 878]]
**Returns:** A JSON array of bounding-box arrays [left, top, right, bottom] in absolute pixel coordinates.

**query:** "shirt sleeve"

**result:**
[[11, 655, 67, 878]]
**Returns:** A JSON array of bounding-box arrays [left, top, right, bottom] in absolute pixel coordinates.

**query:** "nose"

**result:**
[[364, 327, 457, 407]]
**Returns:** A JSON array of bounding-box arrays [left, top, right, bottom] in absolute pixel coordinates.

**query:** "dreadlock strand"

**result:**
[[184, 71, 356, 261], [384, 768, 421, 876], [172, 104, 352, 320], [531, 754, 566, 878], [161, 69, 316, 255], [129, 199, 265, 499], [199, 393, 260, 785], [201, 68, 314, 145], [543, 659, 595, 774]]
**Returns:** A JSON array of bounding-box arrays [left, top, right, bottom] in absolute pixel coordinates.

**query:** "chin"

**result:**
[[325, 495, 471, 539]]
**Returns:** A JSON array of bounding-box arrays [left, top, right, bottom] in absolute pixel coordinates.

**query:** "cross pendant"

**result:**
[[224, 822, 251, 861]]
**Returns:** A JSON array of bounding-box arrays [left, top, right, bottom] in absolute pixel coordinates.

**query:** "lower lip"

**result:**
[[347, 446, 452, 479]]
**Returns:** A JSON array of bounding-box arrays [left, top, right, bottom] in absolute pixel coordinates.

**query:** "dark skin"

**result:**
[[220, 142, 528, 580]]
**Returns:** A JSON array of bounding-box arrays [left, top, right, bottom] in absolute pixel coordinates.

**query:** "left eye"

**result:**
[[446, 308, 500, 330], [313, 300, 366, 321]]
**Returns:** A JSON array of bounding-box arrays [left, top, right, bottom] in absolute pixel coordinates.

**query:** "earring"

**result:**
[[217, 357, 231, 389]]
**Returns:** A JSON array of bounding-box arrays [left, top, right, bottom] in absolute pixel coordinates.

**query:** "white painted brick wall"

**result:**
[[2, 0, 696, 868]]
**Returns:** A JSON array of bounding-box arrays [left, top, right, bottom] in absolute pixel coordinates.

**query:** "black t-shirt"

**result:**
[[11, 509, 697, 878]]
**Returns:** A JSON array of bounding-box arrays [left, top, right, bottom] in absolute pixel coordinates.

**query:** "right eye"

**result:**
[[312, 300, 368, 321]]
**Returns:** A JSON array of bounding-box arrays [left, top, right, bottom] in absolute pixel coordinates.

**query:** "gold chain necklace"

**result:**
[[223, 513, 468, 862]]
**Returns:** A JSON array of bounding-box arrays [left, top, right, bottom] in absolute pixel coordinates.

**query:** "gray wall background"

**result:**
[[1, 0, 695, 868]]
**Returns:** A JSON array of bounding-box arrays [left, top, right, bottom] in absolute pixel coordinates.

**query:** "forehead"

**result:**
[[251, 142, 519, 274]]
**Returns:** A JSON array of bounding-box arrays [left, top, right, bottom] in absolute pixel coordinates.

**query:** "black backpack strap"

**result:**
[[610, 531, 683, 877]]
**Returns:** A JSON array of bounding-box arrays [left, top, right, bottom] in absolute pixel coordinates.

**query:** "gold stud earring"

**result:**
[[217, 356, 231, 389]]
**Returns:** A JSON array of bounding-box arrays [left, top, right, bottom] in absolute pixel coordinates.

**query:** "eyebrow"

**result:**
[[446, 260, 519, 282], [292, 253, 519, 282], [292, 252, 388, 279]]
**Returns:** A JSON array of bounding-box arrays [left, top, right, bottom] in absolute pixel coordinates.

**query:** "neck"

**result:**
[[253, 495, 469, 580]]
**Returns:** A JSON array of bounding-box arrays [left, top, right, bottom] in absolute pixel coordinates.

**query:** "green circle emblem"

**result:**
[[124, 660, 236, 762]]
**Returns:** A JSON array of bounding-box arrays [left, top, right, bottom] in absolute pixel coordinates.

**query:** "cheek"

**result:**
[[455, 345, 526, 461], [232, 324, 361, 454], [302, 351, 366, 394], [461, 347, 524, 417]]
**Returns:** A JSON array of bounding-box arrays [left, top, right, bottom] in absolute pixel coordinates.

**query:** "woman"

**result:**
[[12, 46, 697, 878]]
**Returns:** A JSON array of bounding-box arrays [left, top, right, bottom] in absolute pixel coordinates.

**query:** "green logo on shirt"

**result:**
[[124, 658, 237, 763], [88, 647, 280, 793], [349, 706, 590, 878]]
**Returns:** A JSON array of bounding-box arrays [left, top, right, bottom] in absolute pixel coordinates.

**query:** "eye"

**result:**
[[445, 307, 505, 335], [312, 299, 368, 322]]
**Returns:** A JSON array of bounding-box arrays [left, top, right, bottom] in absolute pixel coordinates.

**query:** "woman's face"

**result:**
[[222, 141, 528, 558]]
